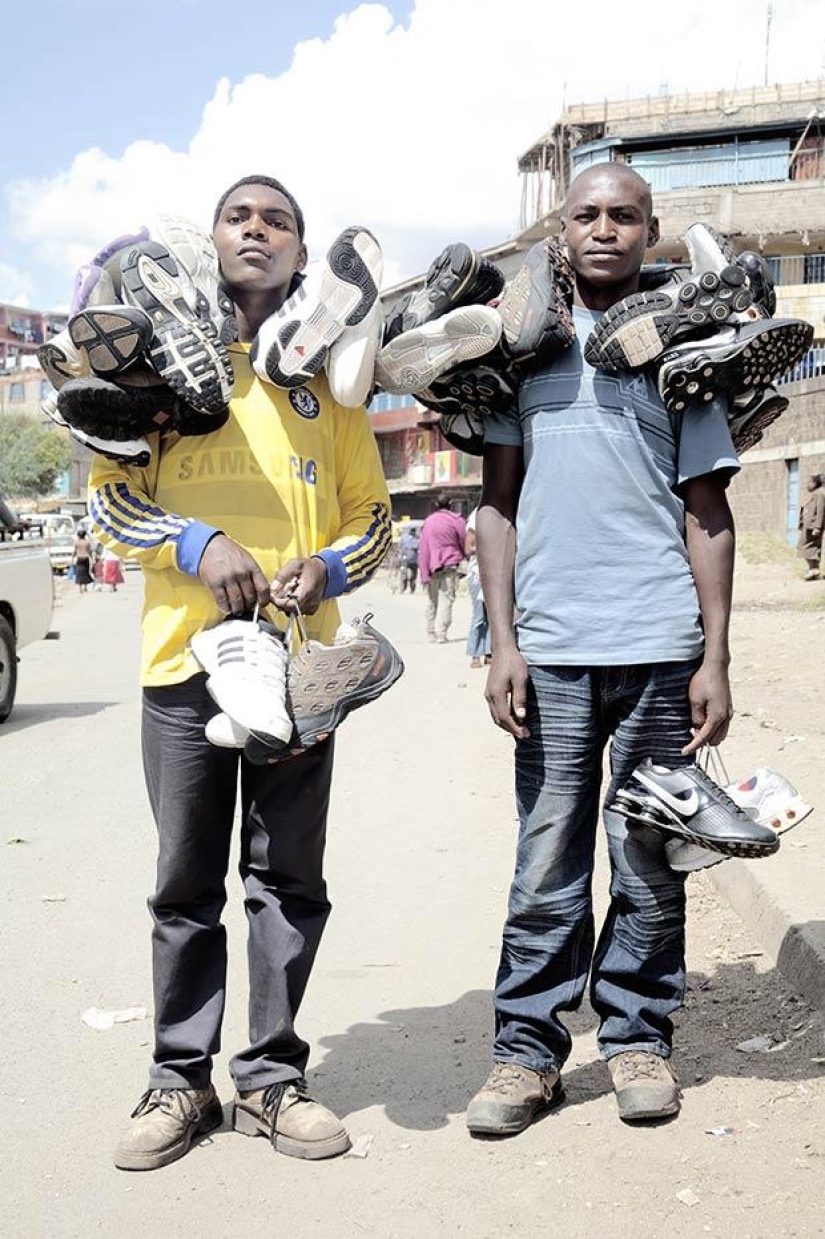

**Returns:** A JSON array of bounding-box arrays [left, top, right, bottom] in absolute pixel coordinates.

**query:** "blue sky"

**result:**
[[3, 0, 822, 310]]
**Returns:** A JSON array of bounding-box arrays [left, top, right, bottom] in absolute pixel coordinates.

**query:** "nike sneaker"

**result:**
[[497, 237, 575, 365], [436, 409, 486, 456], [657, 318, 813, 413], [374, 306, 502, 395], [120, 239, 234, 415], [727, 766, 812, 835], [382, 243, 505, 345], [191, 618, 292, 753], [71, 227, 151, 315], [252, 226, 382, 390], [584, 223, 753, 372], [726, 385, 789, 455], [611, 758, 780, 858], [245, 613, 404, 762], [736, 251, 777, 317]]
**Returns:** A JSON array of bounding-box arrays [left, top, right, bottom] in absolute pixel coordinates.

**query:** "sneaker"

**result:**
[[246, 613, 403, 759], [37, 331, 89, 389], [664, 836, 725, 872], [374, 305, 502, 395], [607, 1052, 679, 1122], [55, 376, 178, 440], [190, 618, 292, 753], [152, 212, 236, 343], [657, 319, 813, 413], [204, 711, 249, 749], [727, 766, 813, 835], [417, 353, 518, 418], [497, 237, 575, 364], [611, 759, 780, 858], [465, 1063, 563, 1135], [736, 250, 777, 316], [71, 227, 151, 315], [436, 408, 486, 456], [64, 421, 153, 467], [325, 297, 384, 407], [584, 224, 753, 372], [727, 385, 789, 454], [382, 242, 505, 344], [68, 305, 153, 378], [120, 240, 234, 415], [251, 227, 382, 390], [113, 1086, 223, 1171], [233, 1079, 350, 1160]]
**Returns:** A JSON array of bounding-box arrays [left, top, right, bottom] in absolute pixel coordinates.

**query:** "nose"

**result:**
[[592, 211, 616, 241], [242, 213, 267, 240]]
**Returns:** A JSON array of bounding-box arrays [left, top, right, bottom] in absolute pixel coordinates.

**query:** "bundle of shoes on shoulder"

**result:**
[[40, 214, 814, 783]]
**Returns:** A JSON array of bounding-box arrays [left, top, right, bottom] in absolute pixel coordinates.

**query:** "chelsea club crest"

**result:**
[[289, 387, 321, 420]]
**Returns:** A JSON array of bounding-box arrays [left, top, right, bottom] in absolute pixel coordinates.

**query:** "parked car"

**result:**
[[0, 500, 57, 722], [16, 511, 77, 574]]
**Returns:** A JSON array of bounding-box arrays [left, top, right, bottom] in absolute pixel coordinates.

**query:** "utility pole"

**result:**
[[764, 2, 773, 86]]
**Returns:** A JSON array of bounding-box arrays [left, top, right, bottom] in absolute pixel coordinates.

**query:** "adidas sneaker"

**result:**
[[252, 227, 382, 390], [191, 618, 292, 753], [325, 297, 383, 408]]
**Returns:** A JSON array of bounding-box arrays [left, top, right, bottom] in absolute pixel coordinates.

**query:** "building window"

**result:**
[[803, 253, 825, 284], [9, 382, 24, 402]]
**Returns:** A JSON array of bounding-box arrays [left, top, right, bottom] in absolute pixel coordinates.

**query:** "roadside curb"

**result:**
[[710, 860, 825, 1012]]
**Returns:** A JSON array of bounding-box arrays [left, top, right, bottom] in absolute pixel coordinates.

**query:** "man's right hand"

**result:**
[[198, 534, 271, 615], [485, 647, 531, 740]]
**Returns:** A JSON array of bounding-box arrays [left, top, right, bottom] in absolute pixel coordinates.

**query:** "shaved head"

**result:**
[[568, 162, 653, 219]]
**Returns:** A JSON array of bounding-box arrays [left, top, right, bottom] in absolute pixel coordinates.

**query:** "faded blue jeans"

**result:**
[[493, 659, 699, 1072]]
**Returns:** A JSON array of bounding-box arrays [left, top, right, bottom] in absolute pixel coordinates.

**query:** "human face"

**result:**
[[213, 184, 307, 302], [562, 168, 658, 303]]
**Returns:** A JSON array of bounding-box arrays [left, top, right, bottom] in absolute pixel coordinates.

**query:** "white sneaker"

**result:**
[[252, 227, 382, 390], [151, 213, 235, 342], [191, 619, 292, 749], [325, 299, 383, 407], [726, 767, 812, 835], [37, 330, 90, 389], [664, 837, 724, 872], [374, 305, 502, 395], [205, 712, 250, 749]]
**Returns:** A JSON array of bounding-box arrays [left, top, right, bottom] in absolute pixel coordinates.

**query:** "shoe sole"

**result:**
[[56, 377, 172, 440], [616, 1096, 681, 1123], [498, 239, 574, 361], [232, 1102, 351, 1160], [289, 642, 405, 749], [38, 340, 87, 389], [660, 320, 813, 412], [584, 267, 752, 371], [114, 1096, 223, 1171], [121, 241, 233, 414], [401, 243, 478, 332], [69, 305, 153, 377], [325, 301, 383, 407], [261, 228, 381, 388], [420, 362, 517, 418], [71, 425, 152, 466], [728, 390, 789, 455], [466, 1079, 565, 1136], [376, 307, 502, 394], [612, 790, 779, 858]]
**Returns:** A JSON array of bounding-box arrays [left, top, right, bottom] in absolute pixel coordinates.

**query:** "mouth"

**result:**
[[237, 246, 270, 263], [586, 250, 622, 261]]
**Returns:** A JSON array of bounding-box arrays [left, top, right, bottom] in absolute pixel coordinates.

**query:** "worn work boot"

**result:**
[[608, 1052, 680, 1122], [114, 1086, 223, 1170], [466, 1062, 563, 1136], [233, 1079, 350, 1160]]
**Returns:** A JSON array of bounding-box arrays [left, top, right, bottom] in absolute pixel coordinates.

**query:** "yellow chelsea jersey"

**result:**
[[88, 345, 391, 687]]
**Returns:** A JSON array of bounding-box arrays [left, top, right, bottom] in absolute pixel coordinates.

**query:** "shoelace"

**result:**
[[260, 1079, 310, 1127], [691, 764, 746, 816], [614, 1055, 668, 1083], [215, 620, 287, 692], [131, 1088, 204, 1123], [485, 1064, 533, 1095]]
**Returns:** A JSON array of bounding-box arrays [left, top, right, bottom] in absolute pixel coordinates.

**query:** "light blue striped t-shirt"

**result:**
[[484, 306, 739, 667]]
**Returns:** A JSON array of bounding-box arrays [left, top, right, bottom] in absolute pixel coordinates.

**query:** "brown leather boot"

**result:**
[[608, 1052, 680, 1121], [114, 1086, 223, 1170], [233, 1080, 350, 1160], [466, 1062, 563, 1135]]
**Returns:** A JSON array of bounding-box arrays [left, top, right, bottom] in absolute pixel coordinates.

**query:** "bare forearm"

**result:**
[[685, 480, 735, 666], [477, 505, 518, 649]]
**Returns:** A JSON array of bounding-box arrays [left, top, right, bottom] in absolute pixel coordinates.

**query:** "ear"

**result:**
[[296, 243, 308, 273], [560, 216, 567, 237], [647, 215, 660, 247]]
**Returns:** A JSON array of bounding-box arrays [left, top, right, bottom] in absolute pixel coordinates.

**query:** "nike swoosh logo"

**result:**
[[635, 772, 699, 817]]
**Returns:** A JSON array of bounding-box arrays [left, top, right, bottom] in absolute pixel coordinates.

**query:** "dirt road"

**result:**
[[2, 566, 822, 1238]]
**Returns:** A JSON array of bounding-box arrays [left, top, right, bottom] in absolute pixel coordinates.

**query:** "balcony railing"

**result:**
[[776, 345, 825, 386]]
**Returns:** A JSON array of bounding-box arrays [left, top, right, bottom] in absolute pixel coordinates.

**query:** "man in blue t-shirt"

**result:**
[[467, 162, 739, 1135]]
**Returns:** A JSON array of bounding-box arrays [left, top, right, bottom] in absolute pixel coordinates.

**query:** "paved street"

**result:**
[[2, 571, 823, 1238]]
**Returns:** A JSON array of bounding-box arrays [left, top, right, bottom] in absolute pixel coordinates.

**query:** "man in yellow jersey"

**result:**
[[88, 176, 391, 1170]]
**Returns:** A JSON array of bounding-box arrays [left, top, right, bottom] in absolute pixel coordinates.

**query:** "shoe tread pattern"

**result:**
[[660, 320, 813, 412]]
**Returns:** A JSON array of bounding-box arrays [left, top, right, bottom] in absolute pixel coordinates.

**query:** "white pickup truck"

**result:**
[[0, 500, 56, 722]]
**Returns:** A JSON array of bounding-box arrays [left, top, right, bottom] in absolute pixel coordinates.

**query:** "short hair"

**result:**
[[434, 493, 452, 509], [568, 161, 653, 219], [213, 175, 305, 239]]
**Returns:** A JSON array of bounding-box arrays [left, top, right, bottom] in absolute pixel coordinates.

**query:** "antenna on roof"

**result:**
[[764, 2, 773, 86]]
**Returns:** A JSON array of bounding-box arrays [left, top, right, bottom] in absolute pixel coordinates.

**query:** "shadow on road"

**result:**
[[311, 957, 822, 1130], [1, 700, 117, 735]]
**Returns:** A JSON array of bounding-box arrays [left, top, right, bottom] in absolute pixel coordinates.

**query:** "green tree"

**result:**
[[0, 413, 72, 500]]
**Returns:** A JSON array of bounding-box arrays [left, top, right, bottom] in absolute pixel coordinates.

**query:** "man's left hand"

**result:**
[[270, 557, 328, 615], [682, 660, 734, 755]]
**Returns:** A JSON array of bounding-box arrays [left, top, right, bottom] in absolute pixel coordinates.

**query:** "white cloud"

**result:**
[[7, 0, 825, 301], [0, 262, 33, 307]]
